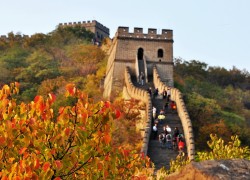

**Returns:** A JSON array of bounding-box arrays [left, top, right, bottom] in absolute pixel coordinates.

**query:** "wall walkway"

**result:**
[[153, 67, 195, 160]]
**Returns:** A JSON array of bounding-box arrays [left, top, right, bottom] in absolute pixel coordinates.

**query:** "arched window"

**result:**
[[158, 49, 163, 58], [137, 48, 144, 60]]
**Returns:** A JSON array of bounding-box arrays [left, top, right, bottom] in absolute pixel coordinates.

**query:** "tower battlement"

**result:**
[[59, 20, 110, 35], [116, 27, 173, 40]]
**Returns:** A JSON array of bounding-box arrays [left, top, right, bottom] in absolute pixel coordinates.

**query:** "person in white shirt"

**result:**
[[166, 125, 171, 133], [152, 106, 157, 119], [152, 124, 158, 139]]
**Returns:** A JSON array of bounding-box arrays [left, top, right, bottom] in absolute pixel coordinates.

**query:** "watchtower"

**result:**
[[103, 26, 174, 98], [58, 20, 110, 43]]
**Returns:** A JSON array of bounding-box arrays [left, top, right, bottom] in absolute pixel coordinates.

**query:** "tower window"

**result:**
[[158, 49, 163, 58]]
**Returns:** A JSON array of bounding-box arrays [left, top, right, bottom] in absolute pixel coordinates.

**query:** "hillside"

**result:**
[[174, 58, 250, 150], [0, 26, 250, 178], [0, 25, 106, 104]]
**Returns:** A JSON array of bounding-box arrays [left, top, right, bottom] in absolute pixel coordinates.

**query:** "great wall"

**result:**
[[101, 22, 195, 168], [0, 20, 195, 169]]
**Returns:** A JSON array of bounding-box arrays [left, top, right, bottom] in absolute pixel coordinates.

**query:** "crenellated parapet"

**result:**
[[153, 66, 195, 161], [116, 26, 173, 41], [124, 67, 152, 156], [58, 20, 110, 38], [0, 34, 30, 41]]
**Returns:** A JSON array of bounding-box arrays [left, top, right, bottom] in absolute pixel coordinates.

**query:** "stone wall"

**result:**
[[153, 67, 195, 160], [103, 37, 118, 99], [124, 67, 152, 156], [103, 26, 174, 99]]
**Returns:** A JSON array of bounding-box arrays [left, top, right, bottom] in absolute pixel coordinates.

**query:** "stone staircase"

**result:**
[[132, 76, 185, 171], [148, 97, 183, 171]]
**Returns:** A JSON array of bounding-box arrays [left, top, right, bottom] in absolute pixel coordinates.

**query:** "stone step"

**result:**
[[129, 76, 185, 172]]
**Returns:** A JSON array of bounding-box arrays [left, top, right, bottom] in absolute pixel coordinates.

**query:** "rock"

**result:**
[[166, 159, 250, 180]]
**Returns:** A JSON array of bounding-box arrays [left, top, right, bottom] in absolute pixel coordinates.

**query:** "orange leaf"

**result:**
[[104, 134, 111, 144], [54, 178, 62, 180], [51, 148, 56, 155], [104, 170, 108, 178], [14, 82, 20, 88], [20, 160, 25, 173], [42, 162, 50, 172], [13, 176, 21, 180], [34, 159, 40, 169], [0, 136, 5, 145], [34, 95, 42, 103], [66, 84, 76, 96], [19, 147, 27, 155], [55, 160, 62, 169]]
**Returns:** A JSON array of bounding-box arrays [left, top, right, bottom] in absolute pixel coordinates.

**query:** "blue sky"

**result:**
[[1, 0, 250, 72]]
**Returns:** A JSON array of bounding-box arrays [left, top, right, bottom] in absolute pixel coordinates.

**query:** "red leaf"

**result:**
[[79, 126, 86, 131], [115, 109, 121, 119], [34, 95, 42, 103], [104, 101, 110, 108], [34, 159, 40, 169], [42, 162, 50, 172], [66, 84, 76, 96], [104, 170, 109, 178], [19, 147, 27, 155], [65, 128, 70, 136], [141, 152, 145, 159], [54, 178, 62, 180], [123, 149, 130, 157], [48, 93, 56, 103], [55, 160, 63, 169], [97, 162, 103, 170]]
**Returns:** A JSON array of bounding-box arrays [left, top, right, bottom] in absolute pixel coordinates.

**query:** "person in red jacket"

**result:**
[[170, 101, 177, 113], [178, 138, 185, 152]]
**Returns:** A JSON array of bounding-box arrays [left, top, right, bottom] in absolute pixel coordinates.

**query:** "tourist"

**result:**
[[167, 88, 171, 102], [152, 106, 157, 119], [152, 124, 158, 140], [140, 72, 145, 85], [162, 88, 167, 99]]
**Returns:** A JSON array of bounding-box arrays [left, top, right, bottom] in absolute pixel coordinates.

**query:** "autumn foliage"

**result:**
[[0, 83, 151, 179]]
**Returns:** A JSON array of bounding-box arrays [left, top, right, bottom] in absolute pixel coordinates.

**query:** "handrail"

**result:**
[[153, 66, 195, 161], [124, 67, 152, 156]]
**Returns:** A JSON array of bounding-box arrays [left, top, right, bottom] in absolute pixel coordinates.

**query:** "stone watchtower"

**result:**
[[103, 26, 174, 99], [58, 20, 110, 43]]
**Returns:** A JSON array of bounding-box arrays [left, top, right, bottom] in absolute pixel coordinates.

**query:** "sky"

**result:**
[[1, 0, 250, 72]]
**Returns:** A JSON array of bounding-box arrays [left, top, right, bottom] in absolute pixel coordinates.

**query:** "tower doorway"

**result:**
[[137, 48, 144, 60]]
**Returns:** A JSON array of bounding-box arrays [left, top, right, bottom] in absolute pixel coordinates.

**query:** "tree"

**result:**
[[0, 83, 152, 179]]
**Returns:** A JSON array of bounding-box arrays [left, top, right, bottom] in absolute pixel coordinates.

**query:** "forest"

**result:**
[[174, 58, 250, 150], [0, 25, 250, 179]]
